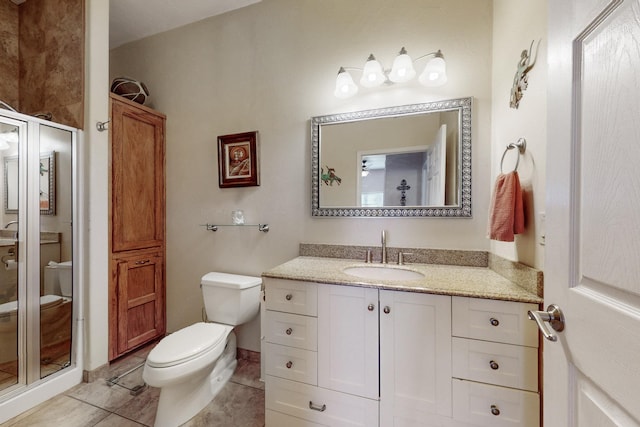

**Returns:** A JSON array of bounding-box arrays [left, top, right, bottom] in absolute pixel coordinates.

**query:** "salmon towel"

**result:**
[[488, 171, 525, 242]]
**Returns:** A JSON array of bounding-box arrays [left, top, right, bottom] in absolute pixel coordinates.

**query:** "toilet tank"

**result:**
[[44, 261, 73, 297], [201, 272, 262, 326]]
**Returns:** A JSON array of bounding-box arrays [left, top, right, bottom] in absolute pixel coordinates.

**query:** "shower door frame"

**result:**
[[0, 109, 84, 413]]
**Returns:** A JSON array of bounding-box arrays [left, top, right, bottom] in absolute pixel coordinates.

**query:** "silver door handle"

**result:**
[[528, 304, 565, 342]]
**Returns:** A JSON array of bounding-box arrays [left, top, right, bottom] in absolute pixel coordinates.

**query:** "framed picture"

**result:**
[[217, 131, 260, 188]]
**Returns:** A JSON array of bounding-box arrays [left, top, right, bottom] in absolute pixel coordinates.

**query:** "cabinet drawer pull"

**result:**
[[368, 303, 375, 311], [489, 317, 500, 327], [309, 401, 327, 412], [286, 361, 293, 369], [285, 293, 293, 301], [491, 405, 500, 416], [135, 259, 150, 265], [489, 360, 499, 370], [383, 306, 391, 314], [285, 328, 293, 335]]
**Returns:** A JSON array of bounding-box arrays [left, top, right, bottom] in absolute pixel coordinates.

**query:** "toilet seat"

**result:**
[[147, 322, 230, 368]]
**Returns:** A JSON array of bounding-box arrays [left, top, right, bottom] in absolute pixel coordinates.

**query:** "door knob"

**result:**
[[528, 304, 565, 342]]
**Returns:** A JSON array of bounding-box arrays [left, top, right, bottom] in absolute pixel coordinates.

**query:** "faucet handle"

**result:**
[[398, 252, 413, 265], [365, 249, 373, 263]]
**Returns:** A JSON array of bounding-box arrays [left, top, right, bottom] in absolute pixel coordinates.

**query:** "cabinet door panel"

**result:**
[[318, 284, 379, 399], [116, 254, 165, 355], [380, 290, 452, 424], [111, 97, 165, 252]]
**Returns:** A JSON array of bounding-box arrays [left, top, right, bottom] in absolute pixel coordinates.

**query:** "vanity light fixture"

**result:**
[[334, 47, 447, 99]]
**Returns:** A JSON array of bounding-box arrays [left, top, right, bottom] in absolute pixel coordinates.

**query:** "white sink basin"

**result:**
[[343, 266, 425, 281]]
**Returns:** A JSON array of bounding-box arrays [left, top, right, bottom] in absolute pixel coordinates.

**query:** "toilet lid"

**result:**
[[146, 322, 231, 368]]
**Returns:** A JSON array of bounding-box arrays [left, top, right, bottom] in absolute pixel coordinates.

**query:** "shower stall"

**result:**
[[0, 108, 83, 408]]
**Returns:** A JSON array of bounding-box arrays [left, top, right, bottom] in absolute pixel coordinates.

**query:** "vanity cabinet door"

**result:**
[[379, 290, 452, 425], [317, 284, 379, 399]]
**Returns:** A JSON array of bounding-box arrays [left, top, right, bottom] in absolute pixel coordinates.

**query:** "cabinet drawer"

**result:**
[[265, 311, 318, 351], [452, 338, 538, 392], [266, 376, 379, 427], [265, 343, 317, 385], [265, 278, 317, 316], [266, 409, 327, 427], [453, 379, 539, 427], [452, 297, 539, 347]]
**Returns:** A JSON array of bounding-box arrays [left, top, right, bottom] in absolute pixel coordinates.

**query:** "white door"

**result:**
[[424, 124, 446, 206], [545, 0, 640, 425]]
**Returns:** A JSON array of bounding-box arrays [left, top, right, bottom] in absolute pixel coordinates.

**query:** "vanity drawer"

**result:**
[[265, 278, 318, 316], [266, 376, 379, 427], [453, 379, 539, 427], [265, 311, 318, 351], [265, 342, 317, 385], [452, 297, 539, 347], [266, 409, 326, 427], [452, 337, 538, 392]]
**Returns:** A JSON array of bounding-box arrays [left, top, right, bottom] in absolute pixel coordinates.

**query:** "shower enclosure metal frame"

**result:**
[[0, 108, 84, 416]]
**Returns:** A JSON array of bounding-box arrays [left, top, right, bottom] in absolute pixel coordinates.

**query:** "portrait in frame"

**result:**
[[217, 131, 260, 188]]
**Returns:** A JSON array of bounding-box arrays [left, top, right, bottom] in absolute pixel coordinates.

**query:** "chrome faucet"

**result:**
[[381, 230, 387, 264], [4, 221, 18, 229]]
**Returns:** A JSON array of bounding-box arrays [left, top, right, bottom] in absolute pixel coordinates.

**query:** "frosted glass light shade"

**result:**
[[360, 55, 385, 88], [419, 53, 447, 87], [334, 67, 358, 98], [389, 48, 416, 83]]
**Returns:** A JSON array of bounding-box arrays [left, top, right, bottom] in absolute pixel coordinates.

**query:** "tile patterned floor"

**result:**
[[1, 344, 265, 427]]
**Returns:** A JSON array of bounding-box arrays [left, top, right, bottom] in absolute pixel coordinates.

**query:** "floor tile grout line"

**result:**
[[64, 393, 150, 427]]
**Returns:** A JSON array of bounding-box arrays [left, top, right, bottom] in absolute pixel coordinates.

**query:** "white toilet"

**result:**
[[142, 272, 262, 427], [44, 261, 73, 297]]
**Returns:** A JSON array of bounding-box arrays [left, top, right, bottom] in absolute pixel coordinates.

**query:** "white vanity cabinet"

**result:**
[[451, 296, 540, 427], [264, 277, 541, 427]]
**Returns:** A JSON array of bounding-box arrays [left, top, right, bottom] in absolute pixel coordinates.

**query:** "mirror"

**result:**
[[312, 97, 471, 217], [4, 151, 56, 215]]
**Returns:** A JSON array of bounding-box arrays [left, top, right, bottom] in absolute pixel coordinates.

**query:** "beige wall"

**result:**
[[110, 0, 494, 352], [490, 0, 547, 269], [84, 0, 110, 370]]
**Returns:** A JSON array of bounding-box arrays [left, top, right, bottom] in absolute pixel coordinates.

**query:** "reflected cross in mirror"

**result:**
[[396, 179, 411, 206]]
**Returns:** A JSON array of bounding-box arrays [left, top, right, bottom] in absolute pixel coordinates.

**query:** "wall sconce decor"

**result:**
[[334, 47, 447, 99]]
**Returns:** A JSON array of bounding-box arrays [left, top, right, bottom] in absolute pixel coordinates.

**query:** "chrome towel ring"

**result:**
[[500, 137, 527, 173]]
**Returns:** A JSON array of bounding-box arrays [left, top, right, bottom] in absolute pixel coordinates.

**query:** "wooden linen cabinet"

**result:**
[[109, 93, 167, 361]]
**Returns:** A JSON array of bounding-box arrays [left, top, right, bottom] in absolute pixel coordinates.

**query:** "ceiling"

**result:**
[[109, 0, 262, 49]]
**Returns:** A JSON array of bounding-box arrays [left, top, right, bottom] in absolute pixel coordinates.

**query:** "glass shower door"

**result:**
[[39, 125, 73, 379], [0, 118, 23, 393], [0, 114, 76, 395]]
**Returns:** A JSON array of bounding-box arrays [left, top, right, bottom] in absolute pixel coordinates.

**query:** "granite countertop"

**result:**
[[262, 256, 542, 304]]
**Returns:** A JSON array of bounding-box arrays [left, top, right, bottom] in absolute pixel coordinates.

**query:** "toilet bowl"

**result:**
[[143, 272, 261, 427]]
